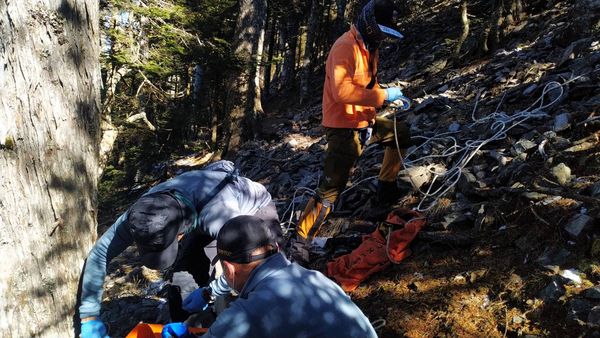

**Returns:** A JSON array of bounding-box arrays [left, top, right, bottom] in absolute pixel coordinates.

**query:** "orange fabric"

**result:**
[[322, 26, 387, 129], [326, 208, 425, 292], [126, 323, 208, 338]]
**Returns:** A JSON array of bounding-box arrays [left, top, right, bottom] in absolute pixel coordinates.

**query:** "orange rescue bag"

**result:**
[[326, 208, 425, 292], [126, 323, 208, 338]]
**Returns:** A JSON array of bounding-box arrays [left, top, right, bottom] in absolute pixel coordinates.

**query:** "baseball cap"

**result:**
[[372, 0, 404, 39], [128, 192, 184, 270], [217, 215, 278, 264]]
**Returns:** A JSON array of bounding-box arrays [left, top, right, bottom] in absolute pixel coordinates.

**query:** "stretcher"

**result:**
[[126, 323, 208, 338]]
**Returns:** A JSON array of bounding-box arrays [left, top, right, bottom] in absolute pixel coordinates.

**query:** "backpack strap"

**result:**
[[169, 172, 236, 233], [196, 173, 235, 211]]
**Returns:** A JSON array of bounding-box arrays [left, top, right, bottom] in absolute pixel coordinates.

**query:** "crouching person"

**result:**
[[77, 160, 282, 337], [163, 215, 378, 338]]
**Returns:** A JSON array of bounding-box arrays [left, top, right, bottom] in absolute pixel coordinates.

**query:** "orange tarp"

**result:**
[[126, 323, 208, 338], [327, 208, 425, 292]]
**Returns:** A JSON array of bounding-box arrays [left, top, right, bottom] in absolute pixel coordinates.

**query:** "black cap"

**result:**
[[356, 0, 403, 51], [128, 192, 184, 270], [217, 215, 278, 264], [373, 0, 398, 29]]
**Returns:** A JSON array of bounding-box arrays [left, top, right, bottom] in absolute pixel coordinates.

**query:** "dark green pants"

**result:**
[[318, 116, 411, 202]]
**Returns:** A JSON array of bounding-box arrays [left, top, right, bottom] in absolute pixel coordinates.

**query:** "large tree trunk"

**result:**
[[335, 0, 348, 37], [280, 9, 300, 89], [300, 0, 322, 103], [0, 0, 100, 337], [225, 0, 267, 156], [263, 15, 277, 98]]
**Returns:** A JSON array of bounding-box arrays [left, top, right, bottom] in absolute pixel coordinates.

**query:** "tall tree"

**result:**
[[334, 0, 348, 37], [224, 0, 268, 156], [300, 0, 323, 103], [453, 0, 470, 60], [279, 1, 302, 89], [0, 0, 100, 336]]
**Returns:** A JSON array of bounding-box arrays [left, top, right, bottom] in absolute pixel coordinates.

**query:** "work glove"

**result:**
[[161, 322, 194, 338], [182, 287, 209, 313], [80, 319, 109, 338], [385, 87, 404, 103]]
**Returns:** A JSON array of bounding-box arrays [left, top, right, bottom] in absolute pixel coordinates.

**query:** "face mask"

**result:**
[[231, 273, 238, 293], [224, 262, 239, 293]]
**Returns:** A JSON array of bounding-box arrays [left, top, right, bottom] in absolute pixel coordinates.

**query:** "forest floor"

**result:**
[[97, 1, 600, 337]]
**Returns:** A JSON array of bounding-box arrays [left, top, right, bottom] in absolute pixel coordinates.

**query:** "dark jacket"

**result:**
[[202, 253, 378, 338], [79, 161, 272, 319]]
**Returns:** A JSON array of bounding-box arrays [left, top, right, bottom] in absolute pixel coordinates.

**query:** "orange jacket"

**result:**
[[322, 25, 387, 129]]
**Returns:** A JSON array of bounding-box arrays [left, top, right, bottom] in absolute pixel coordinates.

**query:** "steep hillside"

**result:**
[[96, 1, 599, 337], [242, 1, 600, 336]]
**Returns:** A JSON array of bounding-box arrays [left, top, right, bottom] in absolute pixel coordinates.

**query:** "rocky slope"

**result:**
[[98, 1, 600, 337]]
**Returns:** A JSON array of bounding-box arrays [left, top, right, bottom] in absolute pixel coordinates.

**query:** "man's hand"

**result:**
[[81, 318, 109, 338], [162, 322, 194, 338], [182, 287, 209, 313], [385, 87, 404, 103]]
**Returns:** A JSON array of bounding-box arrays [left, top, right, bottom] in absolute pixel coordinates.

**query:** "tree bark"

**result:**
[[280, 8, 300, 89], [300, 0, 322, 103], [225, 0, 268, 156], [335, 0, 348, 37], [453, 0, 469, 60], [0, 0, 100, 337], [263, 15, 277, 98], [482, 0, 504, 54]]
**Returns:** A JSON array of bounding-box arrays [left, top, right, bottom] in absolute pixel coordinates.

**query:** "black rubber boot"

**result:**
[[287, 237, 310, 267]]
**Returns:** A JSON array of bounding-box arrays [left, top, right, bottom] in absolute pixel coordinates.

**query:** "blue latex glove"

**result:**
[[81, 319, 109, 338], [182, 287, 209, 313], [161, 322, 194, 338], [385, 87, 404, 103]]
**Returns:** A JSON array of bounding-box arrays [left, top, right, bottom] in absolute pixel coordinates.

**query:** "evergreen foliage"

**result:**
[[100, 0, 238, 190]]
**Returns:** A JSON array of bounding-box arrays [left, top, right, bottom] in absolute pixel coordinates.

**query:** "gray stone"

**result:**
[[553, 112, 570, 132], [564, 213, 594, 240], [413, 97, 435, 114], [515, 236, 533, 252], [584, 286, 600, 300], [591, 182, 600, 197], [566, 299, 593, 323], [523, 84, 538, 96], [538, 276, 566, 303], [437, 84, 449, 93], [488, 150, 511, 166], [448, 122, 460, 132], [441, 212, 469, 230], [145, 280, 167, 296], [537, 248, 571, 269], [551, 136, 572, 149], [588, 306, 600, 327], [513, 139, 537, 155], [552, 162, 572, 185]]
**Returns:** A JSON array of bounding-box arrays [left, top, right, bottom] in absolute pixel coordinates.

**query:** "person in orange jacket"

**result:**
[[291, 0, 411, 264]]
